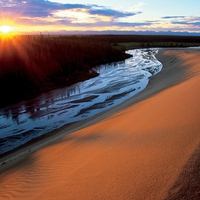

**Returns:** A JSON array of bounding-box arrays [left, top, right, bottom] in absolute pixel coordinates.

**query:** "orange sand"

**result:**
[[0, 48, 200, 200]]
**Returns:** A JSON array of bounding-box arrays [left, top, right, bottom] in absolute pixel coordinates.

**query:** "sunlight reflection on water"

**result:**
[[0, 48, 162, 155]]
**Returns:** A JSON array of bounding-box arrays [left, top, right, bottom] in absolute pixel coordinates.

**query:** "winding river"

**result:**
[[0, 48, 162, 155]]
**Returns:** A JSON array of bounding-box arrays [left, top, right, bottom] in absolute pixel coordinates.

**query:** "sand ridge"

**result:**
[[0, 48, 200, 200]]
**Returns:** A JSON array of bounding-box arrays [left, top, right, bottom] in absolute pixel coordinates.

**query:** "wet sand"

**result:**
[[0, 48, 200, 200]]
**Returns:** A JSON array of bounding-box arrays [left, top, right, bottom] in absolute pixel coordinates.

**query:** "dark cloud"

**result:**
[[193, 22, 200, 26], [17, 17, 74, 26], [162, 16, 186, 19], [0, 0, 144, 29], [26, 0, 91, 10], [161, 16, 200, 27], [113, 22, 151, 27], [1, 0, 92, 17], [15, 17, 150, 28], [1, 0, 139, 19], [172, 21, 200, 26], [89, 7, 141, 18]]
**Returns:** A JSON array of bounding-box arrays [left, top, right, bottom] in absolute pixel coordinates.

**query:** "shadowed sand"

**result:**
[[0, 48, 200, 200]]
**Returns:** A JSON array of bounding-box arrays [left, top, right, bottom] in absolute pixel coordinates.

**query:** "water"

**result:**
[[0, 49, 162, 155]]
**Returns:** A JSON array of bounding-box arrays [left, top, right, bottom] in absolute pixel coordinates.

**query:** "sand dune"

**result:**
[[0, 48, 200, 200]]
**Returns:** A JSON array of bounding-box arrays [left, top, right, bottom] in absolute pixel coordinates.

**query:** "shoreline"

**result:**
[[0, 48, 159, 157], [0, 48, 197, 165], [0, 48, 161, 162], [0, 48, 200, 199]]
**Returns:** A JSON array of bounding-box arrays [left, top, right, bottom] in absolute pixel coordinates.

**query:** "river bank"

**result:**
[[0, 48, 200, 200], [0, 48, 162, 156]]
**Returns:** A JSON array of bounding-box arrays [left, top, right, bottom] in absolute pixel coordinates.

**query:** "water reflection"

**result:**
[[0, 49, 162, 155]]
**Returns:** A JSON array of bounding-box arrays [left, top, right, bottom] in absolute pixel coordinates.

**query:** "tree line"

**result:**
[[0, 34, 129, 108], [0, 34, 199, 108], [98, 34, 200, 44]]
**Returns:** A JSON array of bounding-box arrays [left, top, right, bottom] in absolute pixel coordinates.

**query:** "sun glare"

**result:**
[[0, 25, 12, 34]]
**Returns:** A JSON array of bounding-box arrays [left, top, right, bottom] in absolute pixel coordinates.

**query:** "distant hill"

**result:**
[[38, 30, 200, 36]]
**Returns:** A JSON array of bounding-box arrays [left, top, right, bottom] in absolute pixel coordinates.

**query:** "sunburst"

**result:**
[[0, 25, 12, 34]]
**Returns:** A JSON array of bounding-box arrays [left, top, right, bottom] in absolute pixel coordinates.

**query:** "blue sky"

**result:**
[[1, 0, 200, 33]]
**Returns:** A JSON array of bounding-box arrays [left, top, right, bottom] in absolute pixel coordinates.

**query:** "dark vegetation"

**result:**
[[103, 34, 200, 49], [0, 34, 199, 108], [0, 34, 129, 108]]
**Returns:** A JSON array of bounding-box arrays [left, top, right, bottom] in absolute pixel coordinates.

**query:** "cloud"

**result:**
[[88, 7, 141, 18], [1, 0, 92, 17], [172, 21, 200, 26], [160, 16, 200, 29], [113, 22, 151, 27], [164, 16, 200, 27], [0, 0, 143, 30], [162, 16, 186, 19], [1, 0, 140, 19], [3, 0, 198, 32]]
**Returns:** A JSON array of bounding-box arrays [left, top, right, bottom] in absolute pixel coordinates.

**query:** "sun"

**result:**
[[0, 25, 12, 34]]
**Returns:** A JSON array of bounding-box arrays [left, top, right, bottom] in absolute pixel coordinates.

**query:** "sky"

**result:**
[[1, 0, 200, 34]]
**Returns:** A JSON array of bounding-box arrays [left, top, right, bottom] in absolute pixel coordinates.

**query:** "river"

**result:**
[[0, 48, 162, 155]]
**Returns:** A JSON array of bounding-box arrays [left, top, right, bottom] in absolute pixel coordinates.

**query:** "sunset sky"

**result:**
[[1, 0, 200, 34]]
